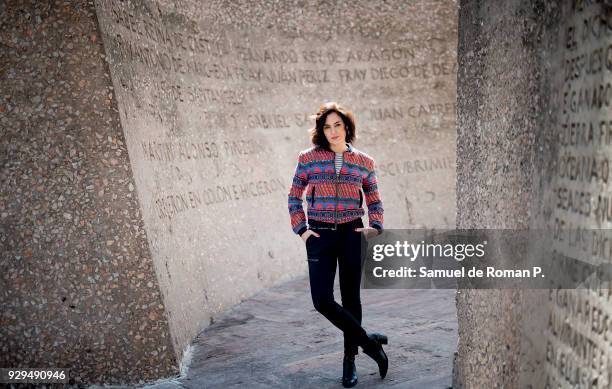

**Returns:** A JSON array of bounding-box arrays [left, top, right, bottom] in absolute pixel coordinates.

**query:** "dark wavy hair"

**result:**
[[309, 102, 357, 149]]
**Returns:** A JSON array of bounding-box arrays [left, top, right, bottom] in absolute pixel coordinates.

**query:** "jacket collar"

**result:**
[[320, 142, 354, 153]]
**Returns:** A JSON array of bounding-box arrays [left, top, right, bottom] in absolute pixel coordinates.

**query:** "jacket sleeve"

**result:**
[[363, 160, 384, 231], [288, 152, 308, 236]]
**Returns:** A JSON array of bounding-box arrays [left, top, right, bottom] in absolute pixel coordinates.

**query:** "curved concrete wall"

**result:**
[[94, 0, 459, 375], [2, 0, 457, 385]]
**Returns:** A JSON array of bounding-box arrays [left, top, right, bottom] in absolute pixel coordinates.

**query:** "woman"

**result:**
[[288, 102, 389, 387]]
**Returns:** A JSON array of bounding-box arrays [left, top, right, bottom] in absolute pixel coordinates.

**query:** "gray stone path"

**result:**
[[102, 275, 457, 389]]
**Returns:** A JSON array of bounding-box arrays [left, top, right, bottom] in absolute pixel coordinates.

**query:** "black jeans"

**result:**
[[305, 218, 369, 356]]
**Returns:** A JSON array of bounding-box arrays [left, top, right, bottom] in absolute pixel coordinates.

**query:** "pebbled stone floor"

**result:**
[[96, 275, 457, 389]]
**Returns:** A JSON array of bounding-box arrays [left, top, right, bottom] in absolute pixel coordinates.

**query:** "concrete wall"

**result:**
[[2, 0, 458, 384], [455, 0, 612, 387], [94, 0, 459, 378], [0, 0, 176, 385]]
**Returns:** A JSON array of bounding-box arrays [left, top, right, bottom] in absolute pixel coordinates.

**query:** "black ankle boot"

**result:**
[[361, 333, 388, 379], [342, 354, 358, 387], [369, 332, 388, 344]]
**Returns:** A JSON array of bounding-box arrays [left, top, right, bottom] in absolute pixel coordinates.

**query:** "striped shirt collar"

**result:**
[[321, 143, 354, 153]]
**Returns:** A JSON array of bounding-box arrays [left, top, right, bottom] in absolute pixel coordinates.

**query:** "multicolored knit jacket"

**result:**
[[288, 143, 384, 235]]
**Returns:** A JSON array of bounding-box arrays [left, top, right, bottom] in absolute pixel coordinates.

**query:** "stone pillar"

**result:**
[[0, 0, 176, 385], [455, 0, 612, 387]]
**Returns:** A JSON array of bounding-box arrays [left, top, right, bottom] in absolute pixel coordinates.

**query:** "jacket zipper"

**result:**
[[334, 172, 339, 230], [334, 150, 343, 230]]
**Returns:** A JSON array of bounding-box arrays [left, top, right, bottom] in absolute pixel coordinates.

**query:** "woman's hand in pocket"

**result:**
[[302, 229, 320, 243]]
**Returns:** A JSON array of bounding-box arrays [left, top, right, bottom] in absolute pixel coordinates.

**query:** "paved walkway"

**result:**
[[113, 275, 457, 389]]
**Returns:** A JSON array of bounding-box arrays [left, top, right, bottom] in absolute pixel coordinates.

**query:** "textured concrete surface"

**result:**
[[0, 1, 176, 385], [455, 1, 612, 388], [454, 3, 544, 385], [454, 0, 551, 386], [117, 275, 458, 389]]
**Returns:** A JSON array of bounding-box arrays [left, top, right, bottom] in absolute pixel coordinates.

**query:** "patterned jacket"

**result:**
[[288, 143, 384, 235]]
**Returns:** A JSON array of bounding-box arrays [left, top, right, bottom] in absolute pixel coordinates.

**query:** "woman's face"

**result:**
[[323, 111, 347, 149]]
